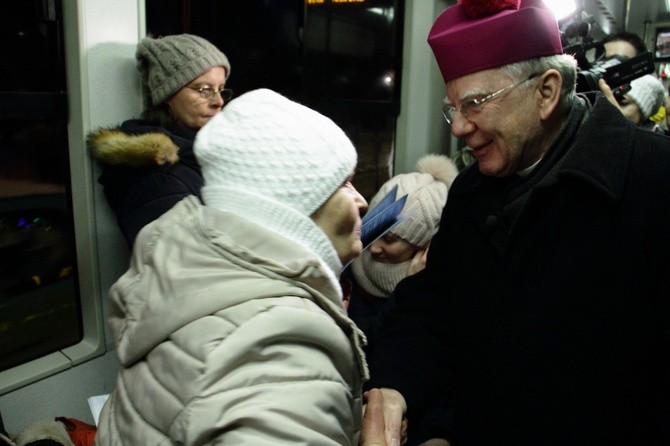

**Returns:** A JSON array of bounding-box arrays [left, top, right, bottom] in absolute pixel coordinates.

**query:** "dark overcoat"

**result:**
[[369, 96, 670, 445]]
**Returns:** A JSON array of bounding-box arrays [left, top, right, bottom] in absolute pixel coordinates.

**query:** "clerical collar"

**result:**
[[516, 157, 543, 177]]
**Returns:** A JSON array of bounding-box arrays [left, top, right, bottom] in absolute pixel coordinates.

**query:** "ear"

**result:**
[[536, 69, 562, 121]]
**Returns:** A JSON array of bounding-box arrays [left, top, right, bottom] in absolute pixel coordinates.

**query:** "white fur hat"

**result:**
[[195, 88, 357, 275], [369, 154, 458, 248], [626, 75, 666, 121]]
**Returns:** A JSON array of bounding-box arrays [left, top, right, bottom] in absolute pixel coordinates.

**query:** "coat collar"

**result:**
[[453, 94, 636, 203], [558, 94, 635, 202]]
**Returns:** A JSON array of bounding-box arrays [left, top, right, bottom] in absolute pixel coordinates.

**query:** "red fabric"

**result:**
[[458, 0, 520, 19], [55, 418, 96, 446], [428, 0, 563, 83]]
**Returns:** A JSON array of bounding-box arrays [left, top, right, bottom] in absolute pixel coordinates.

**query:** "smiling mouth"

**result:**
[[470, 142, 492, 156]]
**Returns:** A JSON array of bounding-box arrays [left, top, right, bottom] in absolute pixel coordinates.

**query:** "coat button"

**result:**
[[486, 214, 498, 227]]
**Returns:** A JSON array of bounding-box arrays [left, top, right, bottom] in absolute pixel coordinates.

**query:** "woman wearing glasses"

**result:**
[[88, 34, 232, 247]]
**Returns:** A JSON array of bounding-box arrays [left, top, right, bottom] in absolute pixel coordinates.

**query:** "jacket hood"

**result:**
[[88, 127, 180, 167]]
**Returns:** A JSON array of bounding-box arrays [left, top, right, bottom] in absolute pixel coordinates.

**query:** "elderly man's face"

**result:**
[[445, 68, 544, 177]]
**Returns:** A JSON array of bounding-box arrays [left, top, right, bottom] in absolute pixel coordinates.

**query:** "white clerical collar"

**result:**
[[517, 157, 543, 177]]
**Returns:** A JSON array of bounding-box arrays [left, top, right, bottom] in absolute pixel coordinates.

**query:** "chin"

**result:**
[[342, 242, 363, 264]]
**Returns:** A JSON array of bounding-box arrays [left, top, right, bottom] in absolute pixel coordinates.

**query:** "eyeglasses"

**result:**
[[188, 85, 233, 101], [442, 72, 540, 124]]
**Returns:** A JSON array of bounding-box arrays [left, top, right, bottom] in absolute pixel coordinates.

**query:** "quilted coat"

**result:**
[[95, 197, 369, 445]]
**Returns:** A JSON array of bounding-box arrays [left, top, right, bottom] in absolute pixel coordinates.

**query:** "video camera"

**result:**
[[559, 11, 655, 96], [572, 51, 655, 96]]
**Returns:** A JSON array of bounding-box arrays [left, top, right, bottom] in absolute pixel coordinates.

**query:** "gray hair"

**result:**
[[502, 54, 578, 115]]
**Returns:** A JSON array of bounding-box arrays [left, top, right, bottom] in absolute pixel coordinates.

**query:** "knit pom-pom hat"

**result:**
[[368, 154, 458, 248], [136, 34, 230, 106], [195, 88, 357, 277], [350, 155, 458, 297], [626, 74, 666, 121]]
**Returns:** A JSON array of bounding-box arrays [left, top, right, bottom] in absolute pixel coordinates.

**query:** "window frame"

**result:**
[[0, 0, 143, 396]]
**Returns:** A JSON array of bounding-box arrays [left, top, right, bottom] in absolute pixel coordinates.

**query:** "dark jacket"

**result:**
[[88, 120, 202, 247], [368, 95, 670, 445]]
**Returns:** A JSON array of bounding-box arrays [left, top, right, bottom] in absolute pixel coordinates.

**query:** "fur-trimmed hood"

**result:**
[[88, 127, 180, 167]]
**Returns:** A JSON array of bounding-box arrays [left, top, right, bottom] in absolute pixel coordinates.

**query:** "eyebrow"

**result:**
[[443, 86, 489, 107]]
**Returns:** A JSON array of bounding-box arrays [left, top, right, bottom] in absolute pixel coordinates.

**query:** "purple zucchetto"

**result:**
[[427, 0, 563, 83]]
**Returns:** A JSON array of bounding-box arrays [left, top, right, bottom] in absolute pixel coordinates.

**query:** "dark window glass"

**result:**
[[0, 0, 81, 372], [145, 0, 404, 199]]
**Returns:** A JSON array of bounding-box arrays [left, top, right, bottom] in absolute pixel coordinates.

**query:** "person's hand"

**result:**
[[379, 388, 408, 445], [361, 388, 408, 446], [360, 389, 387, 446], [599, 78, 643, 124], [598, 78, 621, 111], [407, 245, 429, 277]]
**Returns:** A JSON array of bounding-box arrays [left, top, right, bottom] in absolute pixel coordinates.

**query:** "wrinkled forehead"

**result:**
[[444, 68, 514, 103]]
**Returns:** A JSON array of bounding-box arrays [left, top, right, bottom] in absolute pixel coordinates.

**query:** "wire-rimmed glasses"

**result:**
[[188, 85, 233, 101], [442, 72, 540, 124]]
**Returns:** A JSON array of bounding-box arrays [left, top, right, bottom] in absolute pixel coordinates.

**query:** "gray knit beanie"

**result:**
[[368, 154, 458, 248], [626, 74, 666, 121], [136, 34, 231, 106]]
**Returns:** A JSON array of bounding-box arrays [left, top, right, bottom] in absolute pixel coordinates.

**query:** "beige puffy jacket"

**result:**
[[95, 197, 368, 445]]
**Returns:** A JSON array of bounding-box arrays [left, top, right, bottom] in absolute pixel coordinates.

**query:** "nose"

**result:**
[[368, 239, 383, 254], [345, 182, 368, 216], [210, 93, 224, 108], [450, 110, 475, 138], [353, 188, 368, 216]]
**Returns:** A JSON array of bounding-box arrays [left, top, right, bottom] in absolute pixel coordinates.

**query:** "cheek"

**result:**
[[387, 244, 416, 263], [169, 95, 201, 116], [338, 202, 359, 235]]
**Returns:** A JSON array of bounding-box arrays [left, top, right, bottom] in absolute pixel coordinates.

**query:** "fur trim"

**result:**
[[415, 154, 459, 187], [88, 128, 179, 167], [14, 420, 73, 446]]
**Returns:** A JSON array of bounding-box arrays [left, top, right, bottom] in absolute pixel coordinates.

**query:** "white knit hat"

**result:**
[[368, 154, 458, 248], [195, 88, 357, 276], [626, 75, 666, 121]]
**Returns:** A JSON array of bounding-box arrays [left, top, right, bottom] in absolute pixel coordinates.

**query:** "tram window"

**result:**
[[145, 0, 404, 199], [0, 0, 82, 372]]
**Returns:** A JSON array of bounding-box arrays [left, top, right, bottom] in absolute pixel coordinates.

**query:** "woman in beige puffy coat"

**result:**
[[95, 89, 377, 445]]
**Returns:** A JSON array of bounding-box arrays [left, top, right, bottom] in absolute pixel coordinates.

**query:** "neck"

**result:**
[[518, 112, 565, 173]]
